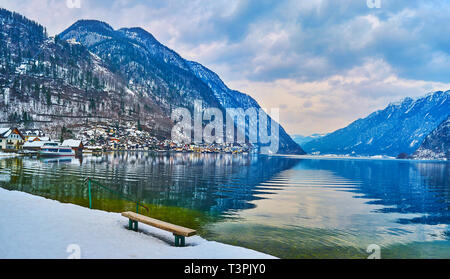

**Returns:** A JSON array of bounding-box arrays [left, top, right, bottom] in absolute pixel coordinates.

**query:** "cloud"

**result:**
[[0, 0, 449, 134], [2, 0, 449, 83], [229, 58, 450, 135]]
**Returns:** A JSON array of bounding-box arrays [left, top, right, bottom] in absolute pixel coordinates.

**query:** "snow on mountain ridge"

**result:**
[[58, 18, 304, 154], [413, 116, 450, 160], [303, 90, 450, 156]]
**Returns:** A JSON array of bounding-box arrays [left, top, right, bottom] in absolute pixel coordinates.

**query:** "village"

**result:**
[[0, 124, 253, 156]]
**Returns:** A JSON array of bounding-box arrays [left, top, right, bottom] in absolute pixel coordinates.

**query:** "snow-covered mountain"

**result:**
[[0, 9, 171, 139], [0, 9, 304, 154], [58, 19, 304, 154], [186, 61, 303, 154], [303, 91, 450, 157], [59, 20, 220, 112], [413, 116, 449, 160]]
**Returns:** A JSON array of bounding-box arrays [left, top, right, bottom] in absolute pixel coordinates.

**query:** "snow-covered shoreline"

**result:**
[[0, 188, 276, 259]]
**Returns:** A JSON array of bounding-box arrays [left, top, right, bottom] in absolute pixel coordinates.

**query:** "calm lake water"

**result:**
[[0, 152, 449, 258]]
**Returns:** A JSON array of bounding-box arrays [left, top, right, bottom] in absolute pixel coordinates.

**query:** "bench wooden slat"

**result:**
[[121, 211, 197, 237]]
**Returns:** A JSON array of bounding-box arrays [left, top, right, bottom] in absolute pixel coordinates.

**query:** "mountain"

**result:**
[[186, 61, 303, 154], [303, 91, 450, 156], [0, 9, 171, 139], [59, 20, 220, 113], [58, 19, 304, 154], [0, 9, 304, 154], [413, 116, 450, 160], [292, 133, 326, 146]]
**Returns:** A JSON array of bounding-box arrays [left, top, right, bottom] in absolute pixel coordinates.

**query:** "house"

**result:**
[[61, 139, 84, 155], [28, 136, 50, 142], [0, 128, 25, 151], [22, 129, 46, 142], [109, 137, 120, 150]]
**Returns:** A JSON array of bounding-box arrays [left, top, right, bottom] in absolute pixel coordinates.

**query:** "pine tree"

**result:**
[[45, 88, 51, 105], [137, 118, 142, 131]]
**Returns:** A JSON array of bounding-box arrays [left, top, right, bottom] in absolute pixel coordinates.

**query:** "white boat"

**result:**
[[39, 142, 75, 157]]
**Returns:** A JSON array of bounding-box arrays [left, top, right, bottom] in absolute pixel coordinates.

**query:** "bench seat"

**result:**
[[121, 211, 196, 246]]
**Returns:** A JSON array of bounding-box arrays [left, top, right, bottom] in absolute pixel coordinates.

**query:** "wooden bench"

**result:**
[[121, 211, 197, 247]]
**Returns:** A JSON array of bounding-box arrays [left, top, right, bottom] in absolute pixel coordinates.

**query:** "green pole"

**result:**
[[88, 179, 92, 209], [136, 201, 139, 214]]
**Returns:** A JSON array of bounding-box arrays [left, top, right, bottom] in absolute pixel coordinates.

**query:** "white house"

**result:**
[[0, 128, 25, 151]]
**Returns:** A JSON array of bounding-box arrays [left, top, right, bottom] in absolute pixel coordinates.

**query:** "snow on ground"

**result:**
[[0, 188, 276, 259]]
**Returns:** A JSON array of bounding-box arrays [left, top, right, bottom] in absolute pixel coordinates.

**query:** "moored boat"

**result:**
[[39, 142, 75, 157]]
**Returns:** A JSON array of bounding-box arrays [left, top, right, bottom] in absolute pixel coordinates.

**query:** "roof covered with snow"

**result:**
[[61, 139, 83, 148], [33, 137, 50, 141], [0, 128, 11, 138]]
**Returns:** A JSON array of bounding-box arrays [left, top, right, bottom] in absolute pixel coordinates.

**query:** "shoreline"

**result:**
[[0, 187, 276, 259], [273, 154, 449, 162], [2, 150, 448, 163]]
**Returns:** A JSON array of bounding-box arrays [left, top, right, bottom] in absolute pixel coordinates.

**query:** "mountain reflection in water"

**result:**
[[0, 153, 448, 258]]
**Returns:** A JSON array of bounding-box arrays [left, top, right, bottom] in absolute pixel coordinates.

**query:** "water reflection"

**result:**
[[0, 154, 448, 258], [211, 157, 449, 258], [0, 152, 299, 217], [295, 159, 450, 226]]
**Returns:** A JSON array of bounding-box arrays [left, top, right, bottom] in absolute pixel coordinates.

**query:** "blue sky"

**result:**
[[1, 0, 449, 134]]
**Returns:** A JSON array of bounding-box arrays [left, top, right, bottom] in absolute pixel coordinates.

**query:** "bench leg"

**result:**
[[128, 219, 138, 231], [174, 235, 185, 247]]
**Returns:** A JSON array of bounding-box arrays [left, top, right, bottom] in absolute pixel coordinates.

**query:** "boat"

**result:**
[[39, 142, 75, 157]]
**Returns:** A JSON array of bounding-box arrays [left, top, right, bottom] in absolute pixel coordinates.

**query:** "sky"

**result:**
[[1, 0, 450, 135]]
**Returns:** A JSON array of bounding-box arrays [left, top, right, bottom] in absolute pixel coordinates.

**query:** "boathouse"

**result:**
[[61, 139, 84, 155]]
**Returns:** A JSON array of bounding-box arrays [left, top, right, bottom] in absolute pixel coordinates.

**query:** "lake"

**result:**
[[0, 152, 449, 258]]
